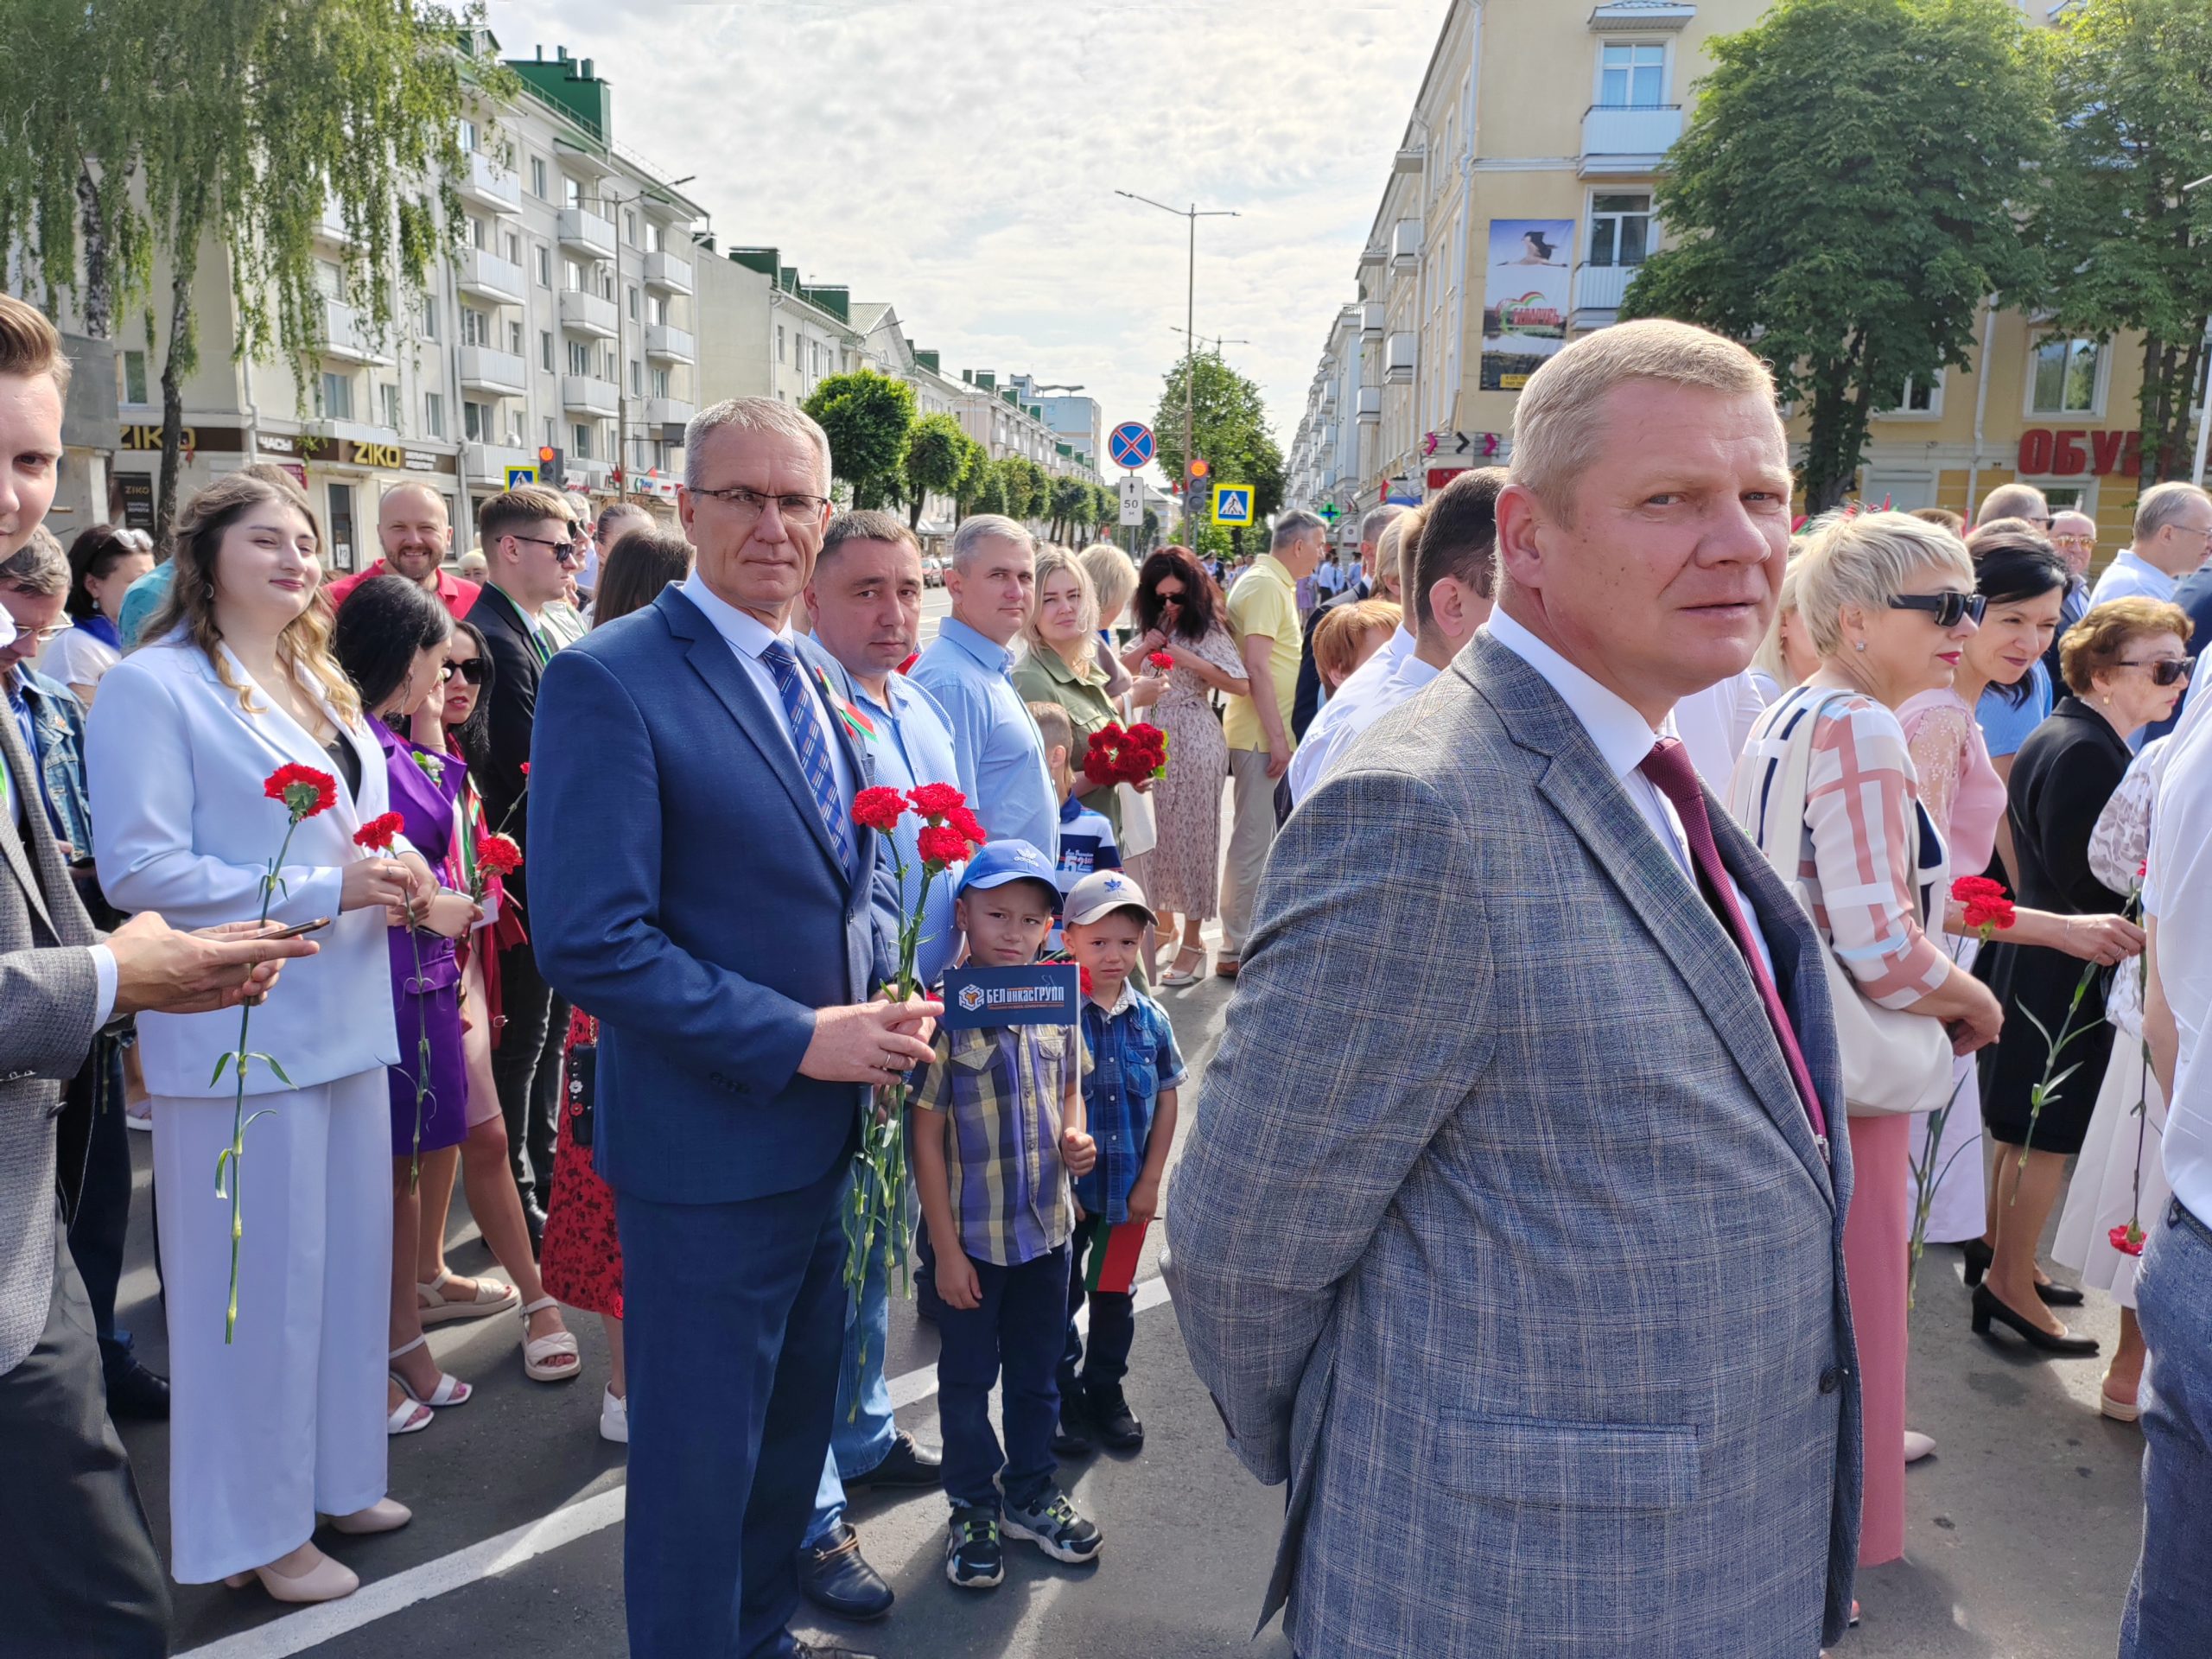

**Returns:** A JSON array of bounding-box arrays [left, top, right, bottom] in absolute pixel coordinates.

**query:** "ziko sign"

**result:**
[[2018, 428, 2142, 478]]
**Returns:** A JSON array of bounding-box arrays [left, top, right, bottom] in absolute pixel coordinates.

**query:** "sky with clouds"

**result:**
[[481, 0, 1443, 480]]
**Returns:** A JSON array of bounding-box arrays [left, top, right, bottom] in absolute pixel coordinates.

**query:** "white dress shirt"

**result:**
[[1487, 609, 1773, 975], [1287, 648, 1442, 806], [2146, 715, 2212, 1219], [679, 575, 856, 809], [1671, 670, 1769, 796], [2089, 548, 2179, 607]]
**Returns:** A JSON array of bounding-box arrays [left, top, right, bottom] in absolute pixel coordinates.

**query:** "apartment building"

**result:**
[[1292, 0, 2152, 553]]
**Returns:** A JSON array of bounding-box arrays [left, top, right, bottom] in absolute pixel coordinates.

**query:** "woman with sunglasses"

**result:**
[[1976, 597, 2191, 1358], [1122, 546, 1248, 987], [1729, 512, 2005, 1577]]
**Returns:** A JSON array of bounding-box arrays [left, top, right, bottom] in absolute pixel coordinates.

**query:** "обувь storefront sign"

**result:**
[[2018, 428, 2142, 477]]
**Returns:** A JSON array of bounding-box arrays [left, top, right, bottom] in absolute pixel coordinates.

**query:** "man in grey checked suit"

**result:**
[[0, 295, 315, 1655], [1171, 320, 1860, 1657]]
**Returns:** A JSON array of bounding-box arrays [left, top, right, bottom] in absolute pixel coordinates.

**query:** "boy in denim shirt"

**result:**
[[1054, 871, 1185, 1457], [909, 840, 1101, 1590]]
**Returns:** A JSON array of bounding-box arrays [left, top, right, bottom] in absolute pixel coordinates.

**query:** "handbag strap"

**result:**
[[1732, 685, 1851, 876]]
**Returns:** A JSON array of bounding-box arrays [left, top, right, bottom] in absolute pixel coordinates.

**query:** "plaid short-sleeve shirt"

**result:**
[[910, 1020, 1087, 1267]]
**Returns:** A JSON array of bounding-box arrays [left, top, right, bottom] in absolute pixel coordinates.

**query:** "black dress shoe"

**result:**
[[844, 1430, 941, 1491], [105, 1356, 171, 1421], [1961, 1238, 2087, 1304], [1052, 1392, 1096, 1459], [524, 1205, 547, 1256], [797, 1522, 893, 1622], [1970, 1284, 2101, 1356], [1086, 1383, 1145, 1452]]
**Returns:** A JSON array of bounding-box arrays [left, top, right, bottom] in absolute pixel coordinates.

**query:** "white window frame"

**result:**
[[1592, 38, 1674, 110], [2015, 477, 2100, 519], [528, 156, 548, 199], [1880, 373, 1945, 421], [1583, 186, 1656, 270], [424, 391, 445, 439], [2024, 333, 2111, 420]]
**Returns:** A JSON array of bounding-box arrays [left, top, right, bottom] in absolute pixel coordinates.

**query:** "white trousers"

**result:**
[[150, 1069, 391, 1583]]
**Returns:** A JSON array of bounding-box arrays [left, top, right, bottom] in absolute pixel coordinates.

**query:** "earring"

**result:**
[[1854, 640, 1866, 652], [203, 582, 215, 600]]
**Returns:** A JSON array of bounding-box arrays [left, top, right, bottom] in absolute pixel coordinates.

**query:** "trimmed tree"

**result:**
[[1620, 0, 2050, 512], [900, 411, 969, 530], [1048, 476, 1092, 542], [1153, 352, 1285, 529], [804, 367, 916, 510]]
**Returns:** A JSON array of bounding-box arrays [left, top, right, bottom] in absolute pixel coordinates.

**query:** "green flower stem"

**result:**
[[2012, 957, 2102, 1193]]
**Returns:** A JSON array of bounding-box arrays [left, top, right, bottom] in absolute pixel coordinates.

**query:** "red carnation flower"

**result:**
[[518, 762, 530, 777], [2111, 1222, 2146, 1258], [476, 833, 523, 877], [852, 785, 908, 835], [352, 811, 405, 852], [1147, 651, 1174, 671], [1079, 964, 1095, 998], [917, 823, 972, 869], [1952, 874, 2016, 937], [906, 781, 966, 820], [946, 804, 987, 847], [264, 763, 338, 822]]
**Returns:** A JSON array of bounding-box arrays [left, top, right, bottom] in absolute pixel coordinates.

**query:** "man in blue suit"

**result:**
[[531, 398, 938, 1659]]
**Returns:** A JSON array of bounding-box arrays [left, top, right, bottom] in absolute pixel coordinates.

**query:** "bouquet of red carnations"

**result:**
[[1082, 721, 1168, 790]]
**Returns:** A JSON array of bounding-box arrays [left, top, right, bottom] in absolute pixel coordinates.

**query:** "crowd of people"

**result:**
[[4, 285, 2212, 1659]]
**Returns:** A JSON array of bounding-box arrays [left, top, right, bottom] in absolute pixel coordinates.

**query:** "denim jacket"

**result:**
[[9, 666, 92, 855], [1072, 985, 1186, 1224]]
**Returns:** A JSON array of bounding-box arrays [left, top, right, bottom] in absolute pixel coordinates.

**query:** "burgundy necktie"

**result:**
[[1638, 737, 1830, 1149]]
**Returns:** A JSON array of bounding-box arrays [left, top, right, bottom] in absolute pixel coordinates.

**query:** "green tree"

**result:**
[[899, 411, 970, 531], [967, 458, 1008, 518], [804, 367, 917, 510], [1620, 0, 2050, 512], [1152, 353, 1285, 531], [1048, 476, 1092, 542], [2038, 0, 2212, 483], [992, 455, 1046, 525]]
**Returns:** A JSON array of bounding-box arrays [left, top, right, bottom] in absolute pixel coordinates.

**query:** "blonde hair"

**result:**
[[0, 294, 69, 392], [1313, 598, 1402, 687], [1510, 319, 1777, 521], [2060, 597, 2194, 696], [1024, 543, 1099, 658], [1077, 543, 1137, 626], [1750, 556, 1808, 690], [143, 472, 361, 728], [1792, 509, 1975, 658]]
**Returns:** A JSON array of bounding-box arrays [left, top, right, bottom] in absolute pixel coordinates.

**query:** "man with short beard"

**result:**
[[323, 482, 479, 617]]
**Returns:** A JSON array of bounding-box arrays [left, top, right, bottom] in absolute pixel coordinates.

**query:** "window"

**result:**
[[504, 230, 521, 264], [646, 220, 664, 253], [1599, 41, 1667, 107], [2031, 335, 2102, 416], [419, 297, 438, 340], [1884, 375, 1943, 417], [327, 483, 357, 572], [1586, 193, 1652, 267], [424, 391, 445, 438], [569, 340, 593, 376], [118, 349, 149, 405], [627, 286, 640, 321], [378, 382, 401, 430], [543, 416, 556, 446], [507, 319, 523, 354], [320, 371, 353, 420], [540, 330, 554, 371], [468, 214, 488, 251], [461, 307, 492, 346], [458, 118, 478, 153], [314, 257, 343, 301], [652, 294, 670, 326], [565, 257, 587, 292], [529, 156, 548, 199], [535, 245, 551, 288], [563, 174, 582, 209], [624, 210, 638, 246], [573, 422, 594, 461], [652, 366, 671, 398], [465, 399, 491, 442], [631, 359, 643, 395], [777, 325, 786, 364]]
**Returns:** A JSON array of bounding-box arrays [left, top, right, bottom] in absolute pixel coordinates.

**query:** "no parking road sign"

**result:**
[[1108, 421, 1155, 471], [1211, 484, 1254, 526]]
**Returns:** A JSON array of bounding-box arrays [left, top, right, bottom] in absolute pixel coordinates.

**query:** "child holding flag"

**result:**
[[1054, 871, 1185, 1458]]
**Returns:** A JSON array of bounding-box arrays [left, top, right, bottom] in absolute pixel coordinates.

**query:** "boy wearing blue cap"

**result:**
[[909, 840, 1102, 1591]]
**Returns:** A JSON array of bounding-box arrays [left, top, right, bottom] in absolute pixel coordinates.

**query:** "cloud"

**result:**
[[483, 0, 1440, 477]]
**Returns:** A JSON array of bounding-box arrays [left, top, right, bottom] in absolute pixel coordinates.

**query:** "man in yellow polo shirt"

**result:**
[[1217, 509, 1328, 976]]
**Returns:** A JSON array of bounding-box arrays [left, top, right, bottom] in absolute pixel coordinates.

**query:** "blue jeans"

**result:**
[[802, 1220, 899, 1549], [936, 1245, 1070, 1513], [2121, 1198, 2212, 1656]]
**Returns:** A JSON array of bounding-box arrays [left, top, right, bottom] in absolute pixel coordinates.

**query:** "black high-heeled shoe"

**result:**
[[1971, 1284, 2101, 1356], [1961, 1237, 2085, 1304]]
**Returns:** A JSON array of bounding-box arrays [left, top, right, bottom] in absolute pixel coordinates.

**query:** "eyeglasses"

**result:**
[[442, 658, 487, 685], [3, 620, 70, 645], [690, 484, 830, 521], [511, 531, 588, 565], [1889, 591, 1986, 628], [2119, 657, 2192, 687], [2052, 534, 2096, 550]]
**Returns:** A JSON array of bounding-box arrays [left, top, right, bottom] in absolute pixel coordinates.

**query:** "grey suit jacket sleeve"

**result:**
[[1167, 764, 1494, 1484], [0, 944, 100, 1084]]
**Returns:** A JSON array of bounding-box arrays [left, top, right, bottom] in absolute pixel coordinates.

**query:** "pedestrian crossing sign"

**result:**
[[1211, 484, 1254, 526], [505, 466, 537, 490]]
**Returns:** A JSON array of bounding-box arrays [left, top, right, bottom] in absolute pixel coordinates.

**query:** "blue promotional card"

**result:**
[[941, 963, 1082, 1030]]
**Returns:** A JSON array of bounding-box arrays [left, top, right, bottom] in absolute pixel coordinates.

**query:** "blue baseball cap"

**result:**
[[957, 839, 1062, 911]]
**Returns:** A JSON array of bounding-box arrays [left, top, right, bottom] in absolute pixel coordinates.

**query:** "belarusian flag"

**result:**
[[1084, 1214, 1148, 1296]]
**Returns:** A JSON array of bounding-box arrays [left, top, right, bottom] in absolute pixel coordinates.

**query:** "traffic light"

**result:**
[[536, 445, 564, 484], [1189, 456, 1211, 481]]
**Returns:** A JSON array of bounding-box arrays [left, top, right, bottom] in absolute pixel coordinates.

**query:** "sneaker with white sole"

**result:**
[[1002, 1486, 1102, 1564], [945, 1503, 1003, 1589], [600, 1386, 628, 1444]]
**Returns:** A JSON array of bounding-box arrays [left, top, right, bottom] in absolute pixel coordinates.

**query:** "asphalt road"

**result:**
[[109, 940, 2152, 1659]]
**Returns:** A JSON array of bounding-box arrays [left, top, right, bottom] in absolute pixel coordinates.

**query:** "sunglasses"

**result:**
[[2119, 657, 2192, 688], [442, 658, 487, 684], [1890, 591, 1986, 628]]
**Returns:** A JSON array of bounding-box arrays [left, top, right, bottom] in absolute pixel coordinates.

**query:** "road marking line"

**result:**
[[178, 1275, 1170, 1659]]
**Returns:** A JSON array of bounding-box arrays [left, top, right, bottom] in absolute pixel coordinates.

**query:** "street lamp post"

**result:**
[[1117, 190, 1239, 536]]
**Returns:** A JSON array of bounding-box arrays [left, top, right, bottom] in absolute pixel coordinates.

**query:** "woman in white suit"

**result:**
[[88, 472, 427, 1604]]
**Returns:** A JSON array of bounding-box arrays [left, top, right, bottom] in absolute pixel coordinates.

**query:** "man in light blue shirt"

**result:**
[[911, 514, 1056, 859], [2091, 481, 2212, 608], [792, 510, 959, 1621]]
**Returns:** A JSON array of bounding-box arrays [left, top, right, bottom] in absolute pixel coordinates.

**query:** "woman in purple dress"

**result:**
[[333, 576, 483, 1422]]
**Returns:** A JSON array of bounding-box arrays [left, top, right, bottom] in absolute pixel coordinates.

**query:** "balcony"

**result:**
[[560, 375, 619, 416], [462, 442, 536, 485], [1573, 263, 1641, 320], [457, 345, 527, 397], [1357, 244, 1386, 277], [556, 207, 616, 257], [644, 322, 695, 362], [1360, 301, 1386, 342], [642, 396, 695, 430], [641, 250, 693, 295], [1355, 385, 1382, 423], [1390, 219, 1422, 270], [558, 288, 619, 339], [314, 196, 361, 248], [1392, 144, 1426, 175], [1580, 105, 1685, 176], [455, 150, 522, 215], [455, 246, 524, 305], [1385, 332, 1416, 385], [317, 298, 391, 365]]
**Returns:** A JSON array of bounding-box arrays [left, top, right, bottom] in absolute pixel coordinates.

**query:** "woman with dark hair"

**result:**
[[590, 527, 692, 626], [43, 524, 153, 702], [1122, 545, 1249, 985]]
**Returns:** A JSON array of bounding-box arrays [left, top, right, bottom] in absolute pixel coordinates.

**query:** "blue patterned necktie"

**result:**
[[761, 640, 855, 870]]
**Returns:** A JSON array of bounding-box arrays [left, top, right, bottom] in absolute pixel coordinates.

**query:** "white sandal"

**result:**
[[417, 1268, 520, 1325], [389, 1336, 472, 1408], [387, 1395, 434, 1435], [519, 1295, 582, 1383]]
